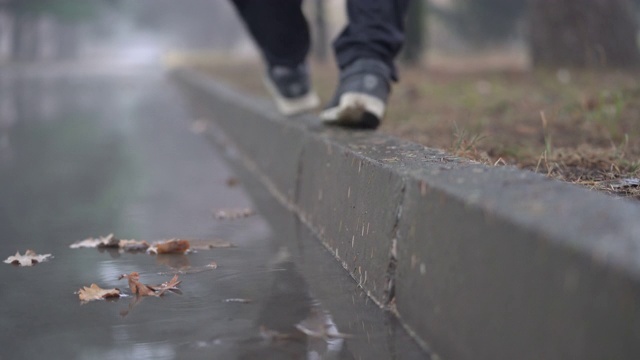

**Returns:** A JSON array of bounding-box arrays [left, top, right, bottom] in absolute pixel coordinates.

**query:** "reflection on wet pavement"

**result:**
[[0, 68, 428, 359]]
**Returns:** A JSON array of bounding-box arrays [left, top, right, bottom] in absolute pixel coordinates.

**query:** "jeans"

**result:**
[[230, 0, 409, 80]]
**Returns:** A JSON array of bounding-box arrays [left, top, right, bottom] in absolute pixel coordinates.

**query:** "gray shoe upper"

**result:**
[[325, 58, 392, 109], [267, 64, 312, 99]]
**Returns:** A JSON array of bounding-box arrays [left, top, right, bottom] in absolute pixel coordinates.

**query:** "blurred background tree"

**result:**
[[402, 0, 427, 65], [528, 0, 640, 68], [427, 0, 638, 69], [0, 0, 638, 71], [431, 0, 526, 47], [0, 0, 110, 61]]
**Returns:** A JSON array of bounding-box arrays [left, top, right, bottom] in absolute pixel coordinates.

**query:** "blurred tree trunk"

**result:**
[[529, 0, 640, 68], [312, 0, 328, 62], [402, 0, 426, 65]]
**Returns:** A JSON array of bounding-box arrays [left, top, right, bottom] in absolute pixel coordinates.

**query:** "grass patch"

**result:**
[[185, 55, 640, 200]]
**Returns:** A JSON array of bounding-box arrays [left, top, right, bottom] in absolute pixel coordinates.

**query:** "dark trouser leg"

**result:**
[[333, 0, 410, 80], [230, 0, 310, 67]]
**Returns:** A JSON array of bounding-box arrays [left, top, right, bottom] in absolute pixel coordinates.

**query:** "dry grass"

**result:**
[[186, 55, 640, 200]]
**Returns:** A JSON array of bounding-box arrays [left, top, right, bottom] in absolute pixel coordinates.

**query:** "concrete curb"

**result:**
[[174, 68, 640, 360]]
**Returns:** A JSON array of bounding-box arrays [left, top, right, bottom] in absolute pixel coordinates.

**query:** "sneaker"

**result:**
[[320, 58, 392, 129], [264, 63, 320, 116]]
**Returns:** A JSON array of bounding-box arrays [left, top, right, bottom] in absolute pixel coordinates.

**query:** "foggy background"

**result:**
[[0, 0, 639, 71]]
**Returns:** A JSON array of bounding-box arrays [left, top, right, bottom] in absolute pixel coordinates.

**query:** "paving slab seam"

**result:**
[[173, 68, 640, 360]]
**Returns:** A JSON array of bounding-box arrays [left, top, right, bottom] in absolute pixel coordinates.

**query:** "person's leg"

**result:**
[[321, 0, 410, 129], [230, 0, 319, 115], [231, 0, 310, 67], [334, 0, 410, 80]]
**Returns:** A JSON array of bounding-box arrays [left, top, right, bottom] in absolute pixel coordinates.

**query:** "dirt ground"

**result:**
[[189, 56, 640, 200]]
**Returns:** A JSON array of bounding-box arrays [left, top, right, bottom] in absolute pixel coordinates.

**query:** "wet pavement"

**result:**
[[0, 67, 428, 360]]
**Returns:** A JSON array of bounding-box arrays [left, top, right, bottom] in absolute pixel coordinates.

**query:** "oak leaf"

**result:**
[[118, 239, 150, 252], [119, 272, 156, 296], [147, 239, 190, 254], [70, 234, 120, 249], [119, 272, 181, 296], [4, 250, 52, 266], [70, 234, 150, 253], [149, 274, 182, 296], [77, 284, 121, 302]]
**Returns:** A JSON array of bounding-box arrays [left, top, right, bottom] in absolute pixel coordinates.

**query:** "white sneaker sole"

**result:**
[[263, 76, 320, 116], [319, 92, 386, 125]]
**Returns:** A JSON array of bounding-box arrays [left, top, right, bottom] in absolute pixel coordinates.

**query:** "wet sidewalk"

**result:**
[[0, 68, 427, 360]]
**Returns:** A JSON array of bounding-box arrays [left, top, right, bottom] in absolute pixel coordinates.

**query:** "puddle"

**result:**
[[0, 70, 428, 359]]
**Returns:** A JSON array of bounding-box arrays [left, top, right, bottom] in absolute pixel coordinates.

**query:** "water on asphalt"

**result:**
[[0, 68, 428, 360]]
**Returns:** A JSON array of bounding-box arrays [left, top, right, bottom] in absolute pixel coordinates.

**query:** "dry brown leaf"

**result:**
[[118, 239, 150, 252], [77, 284, 121, 302], [70, 234, 119, 249], [213, 208, 254, 220], [70, 235, 150, 253], [119, 272, 181, 297], [4, 250, 52, 266], [147, 239, 191, 254], [119, 272, 156, 296], [149, 274, 182, 296]]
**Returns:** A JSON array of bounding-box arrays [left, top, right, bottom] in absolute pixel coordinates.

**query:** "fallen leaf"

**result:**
[[118, 239, 150, 252], [213, 208, 254, 220], [114, 272, 181, 317], [70, 234, 119, 249], [4, 250, 53, 266], [119, 272, 181, 297], [149, 274, 182, 296], [71, 235, 150, 253], [118, 272, 156, 296], [77, 284, 121, 302], [147, 239, 191, 254]]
